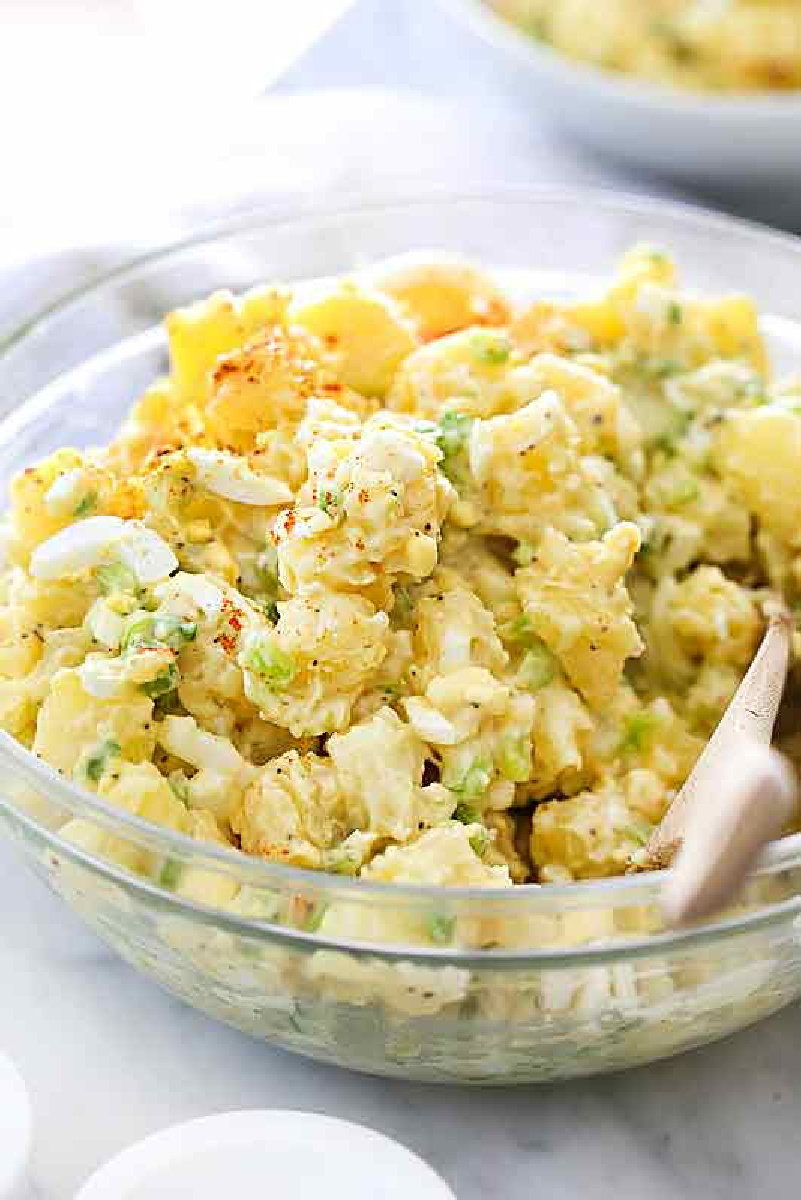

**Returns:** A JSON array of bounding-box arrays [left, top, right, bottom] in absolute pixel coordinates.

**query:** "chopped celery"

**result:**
[[520, 643, 557, 692], [121, 618, 159, 653], [243, 642, 296, 688], [651, 409, 694, 457], [303, 902, 328, 933], [325, 850, 360, 877], [670, 479, 700, 508], [123, 615, 196, 653], [619, 711, 659, 755], [426, 913, 456, 944], [498, 736, 531, 783], [650, 359, 683, 380], [471, 332, 510, 366], [505, 614, 536, 645], [623, 817, 654, 847], [667, 302, 683, 326], [393, 585, 414, 621], [448, 760, 492, 800], [512, 541, 537, 567], [168, 775, 190, 803]]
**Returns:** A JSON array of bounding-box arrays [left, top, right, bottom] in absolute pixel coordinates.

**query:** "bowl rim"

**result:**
[[440, 0, 801, 116], [2, 185, 801, 931]]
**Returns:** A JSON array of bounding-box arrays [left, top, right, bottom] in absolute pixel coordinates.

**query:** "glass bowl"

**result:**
[[2, 191, 801, 1085]]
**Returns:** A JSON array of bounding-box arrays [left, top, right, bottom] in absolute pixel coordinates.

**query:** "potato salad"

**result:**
[[490, 0, 801, 92], [2, 247, 800, 897]]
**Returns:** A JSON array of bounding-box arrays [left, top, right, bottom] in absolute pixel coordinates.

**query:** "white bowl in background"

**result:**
[[440, 0, 801, 182]]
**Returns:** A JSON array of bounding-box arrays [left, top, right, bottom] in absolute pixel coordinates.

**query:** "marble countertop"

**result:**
[[2, 4, 801, 1196]]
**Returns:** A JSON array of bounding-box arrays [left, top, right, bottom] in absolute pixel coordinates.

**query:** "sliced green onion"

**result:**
[[153, 687, 184, 717], [644, 248, 669, 266], [96, 561, 138, 596], [318, 488, 342, 518], [154, 616, 198, 647], [74, 491, 98, 518], [159, 858, 183, 889], [468, 828, 490, 858], [436, 411, 474, 485], [251, 595, 279, 623], [141, 662, 180, 699], [453, 801, 479, 825], [84, 738, 121, 783]]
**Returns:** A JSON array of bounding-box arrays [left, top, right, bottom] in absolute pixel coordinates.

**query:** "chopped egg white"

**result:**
[[158, 714, 246, 775], [78, 656, 133, 699], [78, 647, 174, 698], [44, 468, 88, 516], [403, 697, 459, 745], [29, 517, 177, 585], [117, 523, 178, 585], [187, 449, 293, 507], [30, 516, 128, 580], [85, 599, 127, 650], [153, 573, 224, 620]]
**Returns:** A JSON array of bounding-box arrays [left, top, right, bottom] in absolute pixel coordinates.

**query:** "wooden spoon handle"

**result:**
[[647, 614, 792, 868], [662, 742, 798, 927]]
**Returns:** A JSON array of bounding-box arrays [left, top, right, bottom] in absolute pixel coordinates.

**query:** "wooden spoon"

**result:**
[[643, 612, 796, 923], [662, 741, 797, 926]]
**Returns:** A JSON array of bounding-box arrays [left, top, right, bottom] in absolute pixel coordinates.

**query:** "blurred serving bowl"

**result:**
[[440, 0, 801, 182], [3, 192, 801, 1084]]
